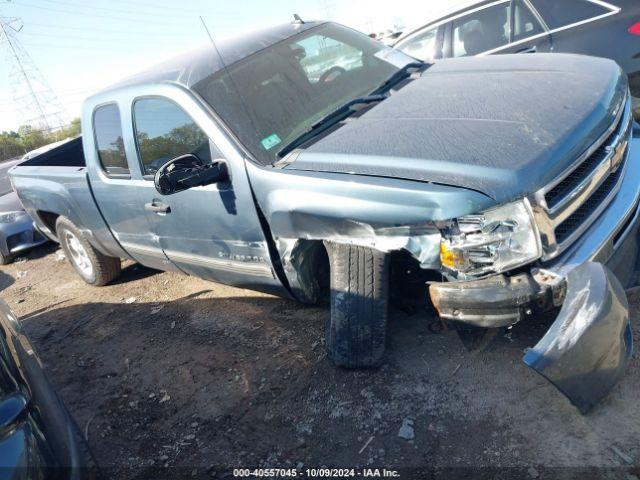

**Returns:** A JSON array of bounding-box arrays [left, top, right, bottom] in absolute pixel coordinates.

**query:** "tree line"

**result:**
[[0, 118, 81, 163]]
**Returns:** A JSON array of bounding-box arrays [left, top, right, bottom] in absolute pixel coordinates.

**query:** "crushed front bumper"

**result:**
[[428, 133, 640, 413]]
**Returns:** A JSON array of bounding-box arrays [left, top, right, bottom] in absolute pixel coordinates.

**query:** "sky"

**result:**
[[0, 0, 469, 132]]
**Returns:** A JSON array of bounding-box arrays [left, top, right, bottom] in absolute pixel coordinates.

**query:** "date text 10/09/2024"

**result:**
[[233, 469, 401, 478]]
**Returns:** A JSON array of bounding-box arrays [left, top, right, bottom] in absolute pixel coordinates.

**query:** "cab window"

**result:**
[[93, 104, 130, 176], [529, 0, 611, 29], [133, 98, 215, 176], [452, 3, 511, 57]]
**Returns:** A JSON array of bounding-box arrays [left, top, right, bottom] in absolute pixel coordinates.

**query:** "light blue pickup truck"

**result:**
[[9, 20, 639, 412]]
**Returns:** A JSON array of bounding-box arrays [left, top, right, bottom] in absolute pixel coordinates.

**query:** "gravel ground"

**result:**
[[2, 243, 640, 479]]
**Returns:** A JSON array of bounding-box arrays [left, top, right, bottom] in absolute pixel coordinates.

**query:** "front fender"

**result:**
[[524, 262, 633, 413]]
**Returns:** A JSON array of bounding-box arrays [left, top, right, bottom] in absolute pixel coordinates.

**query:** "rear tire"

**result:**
[[324, 242, 389, 368], [0, 251, 13, 265], [56, 216, 121, 286]]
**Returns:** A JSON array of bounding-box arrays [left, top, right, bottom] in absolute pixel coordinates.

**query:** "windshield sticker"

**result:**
[[261, 133, 282, 151], [374, 47, 413, 69]]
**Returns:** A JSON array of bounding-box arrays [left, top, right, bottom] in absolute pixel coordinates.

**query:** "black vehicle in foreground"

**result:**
[[0, 299, 97, 479], [394, 0, 640, 103]]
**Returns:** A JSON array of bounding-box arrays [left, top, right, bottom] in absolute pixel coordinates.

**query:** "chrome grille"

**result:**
[[530, 94, 633, 261]]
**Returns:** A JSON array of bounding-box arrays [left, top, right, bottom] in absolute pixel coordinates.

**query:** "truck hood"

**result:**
[[279, 54, 628, 203]]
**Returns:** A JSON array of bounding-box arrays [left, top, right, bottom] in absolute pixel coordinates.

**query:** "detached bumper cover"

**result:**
[[428, 262, 632, 412], [523, 262, 632, 413]]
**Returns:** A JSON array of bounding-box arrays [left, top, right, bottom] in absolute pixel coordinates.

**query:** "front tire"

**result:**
[[324, 242, 390, 368], [56, 216, 121, 286]]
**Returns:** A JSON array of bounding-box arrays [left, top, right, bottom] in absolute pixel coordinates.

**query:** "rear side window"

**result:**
[[133, 98, 212, 176], [396, 25, 440, 62], [93, 104, 130, 176], [529, 0, 612, 29], [452, 3, 511, 57], [513, 0, 545, 41]]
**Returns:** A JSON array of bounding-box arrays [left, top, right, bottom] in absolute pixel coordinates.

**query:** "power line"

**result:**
[[7, 0, 200, 27], [45, 0, 216, 17], [20, 30, 192, 45], [0, 11, 69, 131], [26, 20, 190, 36], [19, 40, 178, 51], [39, 0, 207, 21]]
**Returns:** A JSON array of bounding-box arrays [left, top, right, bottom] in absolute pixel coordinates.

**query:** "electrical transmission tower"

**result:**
[[0, 11, 69, 132]]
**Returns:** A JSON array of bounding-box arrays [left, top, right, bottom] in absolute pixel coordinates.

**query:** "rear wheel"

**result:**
[[56, 217, 121, 286], [0, 251, 12, 265], [324, 242, 389, 368]]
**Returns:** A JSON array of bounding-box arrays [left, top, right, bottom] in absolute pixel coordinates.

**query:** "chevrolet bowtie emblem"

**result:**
[[609, 139, 627, 172]]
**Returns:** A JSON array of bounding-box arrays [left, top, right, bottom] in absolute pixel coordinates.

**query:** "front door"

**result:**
[[131, 93, 279, 290]]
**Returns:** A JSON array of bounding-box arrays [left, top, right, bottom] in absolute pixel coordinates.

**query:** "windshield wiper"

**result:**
[[369, 61, 426, 96], [277, 94, 386, 158], [276, 62, 426, 159]]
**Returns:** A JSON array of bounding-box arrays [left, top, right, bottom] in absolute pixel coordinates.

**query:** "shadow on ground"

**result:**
[[18, 286, 640, 479]]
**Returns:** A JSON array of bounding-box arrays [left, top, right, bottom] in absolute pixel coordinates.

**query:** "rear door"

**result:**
[[500, 0, 552, 54], [86, 103, 176, 271], [527, 0, 620, 55], [445, 0, 551, 57], [130, 86, 279, 289]]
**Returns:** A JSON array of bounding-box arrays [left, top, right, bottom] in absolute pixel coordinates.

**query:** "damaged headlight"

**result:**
[[439, 199, 542, 279]]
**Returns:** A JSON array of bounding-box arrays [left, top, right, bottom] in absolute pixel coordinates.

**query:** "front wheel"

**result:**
[[56, 217, 121, 286], [324, 242, 390, 368]]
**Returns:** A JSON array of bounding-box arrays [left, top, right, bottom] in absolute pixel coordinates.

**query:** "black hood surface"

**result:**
[[281, 53, 627, 202]]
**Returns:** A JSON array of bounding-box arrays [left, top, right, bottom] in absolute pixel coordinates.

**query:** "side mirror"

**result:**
[[154, 154, 229, 195]]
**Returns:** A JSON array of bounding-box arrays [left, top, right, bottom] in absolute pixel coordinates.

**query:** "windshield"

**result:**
[[193, 23, 416, 165]]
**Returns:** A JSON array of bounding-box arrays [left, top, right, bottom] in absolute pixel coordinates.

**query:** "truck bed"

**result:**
[[9, 136, 128, 258], [19, 137, 85, 167]]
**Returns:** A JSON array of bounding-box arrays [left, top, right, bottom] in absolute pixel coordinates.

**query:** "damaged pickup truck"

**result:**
[[9, 20, 638, 412]]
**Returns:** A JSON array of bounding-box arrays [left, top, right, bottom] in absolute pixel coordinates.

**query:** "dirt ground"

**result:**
[[2, 243, 640, 479]]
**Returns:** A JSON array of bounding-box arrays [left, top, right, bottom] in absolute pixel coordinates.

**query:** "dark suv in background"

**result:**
[[394, 0, 640, 111]]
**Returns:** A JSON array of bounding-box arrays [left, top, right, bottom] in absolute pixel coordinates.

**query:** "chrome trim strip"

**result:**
[[395, 0, 510, 48], [553, 145, 629, 254], [543, 136, 640, 277], [396, 0, 620, 56], [530, 94, 633, 260], [120, 242, 165, 258], [542, 98, 627, 200], [482, 1, 620, 56], [164, 249, 274, 277], [611, 198, 640, 252], [548, 102, 632, 221]]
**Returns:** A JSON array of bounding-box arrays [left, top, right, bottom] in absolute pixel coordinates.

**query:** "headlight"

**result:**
[[439, 199, 542, 279], [0, 212, 22, 224]]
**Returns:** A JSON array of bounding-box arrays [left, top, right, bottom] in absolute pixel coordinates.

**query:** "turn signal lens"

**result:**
[[440, 241, 463, 270], [629, 22, 640, 35]]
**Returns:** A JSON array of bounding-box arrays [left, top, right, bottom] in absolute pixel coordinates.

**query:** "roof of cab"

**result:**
[[98, 20, 324, 95]]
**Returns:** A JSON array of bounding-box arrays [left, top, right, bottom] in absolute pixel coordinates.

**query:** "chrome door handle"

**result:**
[[145, 201, 171, 214]]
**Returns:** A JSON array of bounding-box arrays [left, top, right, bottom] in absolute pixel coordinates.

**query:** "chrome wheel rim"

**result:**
[[64, 231, 93, 277]]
